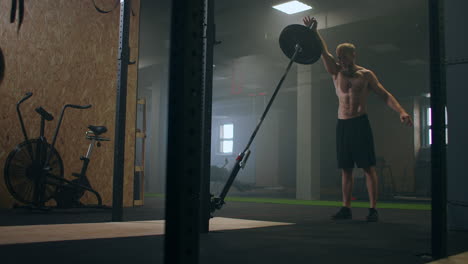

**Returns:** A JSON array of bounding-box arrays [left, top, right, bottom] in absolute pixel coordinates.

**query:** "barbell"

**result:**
[[279, 24, 322, 65], [209, 24, 323, 214]]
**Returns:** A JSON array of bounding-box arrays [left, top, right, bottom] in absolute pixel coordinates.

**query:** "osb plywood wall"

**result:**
[[0, 0, 141, 208]]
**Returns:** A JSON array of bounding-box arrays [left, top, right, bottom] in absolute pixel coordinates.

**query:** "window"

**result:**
[[220, 124, 234, 154], [423, 106, 448, 146]]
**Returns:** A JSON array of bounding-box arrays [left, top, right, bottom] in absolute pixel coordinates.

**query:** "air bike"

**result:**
[[210, 24, 323, 215], [4, 92, 110, 210]]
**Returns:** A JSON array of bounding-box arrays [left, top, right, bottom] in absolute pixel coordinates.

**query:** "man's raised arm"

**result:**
[[303, 16, 339, 75]]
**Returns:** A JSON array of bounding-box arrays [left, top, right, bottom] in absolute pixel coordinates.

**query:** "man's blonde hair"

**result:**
[[336, 43, 356, 55]]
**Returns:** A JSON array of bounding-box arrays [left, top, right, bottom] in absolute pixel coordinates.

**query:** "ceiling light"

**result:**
[[273, 1, 312, 15]]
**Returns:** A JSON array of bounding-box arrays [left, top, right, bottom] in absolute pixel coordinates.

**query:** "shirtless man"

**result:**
[[303, 16, 413, 222]]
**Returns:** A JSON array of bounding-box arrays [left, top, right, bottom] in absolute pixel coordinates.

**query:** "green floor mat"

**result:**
[[145, 193, 430, 210]]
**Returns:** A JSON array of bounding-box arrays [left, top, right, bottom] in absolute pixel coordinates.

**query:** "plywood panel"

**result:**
[[0, 0, 141, 208]]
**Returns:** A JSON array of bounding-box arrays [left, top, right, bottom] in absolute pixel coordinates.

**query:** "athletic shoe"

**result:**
[[366, 208, 379, 222], [331, 206, 352, 220]]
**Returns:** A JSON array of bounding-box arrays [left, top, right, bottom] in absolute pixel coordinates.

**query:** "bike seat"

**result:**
[[35, 107, 54, 121], [88, 125, 107, 135]]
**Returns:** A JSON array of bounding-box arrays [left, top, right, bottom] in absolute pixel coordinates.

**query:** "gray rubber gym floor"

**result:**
[[0, 196, 467, 264]]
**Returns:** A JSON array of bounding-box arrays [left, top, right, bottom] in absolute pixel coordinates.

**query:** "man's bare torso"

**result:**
[[333, 66, 371, 119]]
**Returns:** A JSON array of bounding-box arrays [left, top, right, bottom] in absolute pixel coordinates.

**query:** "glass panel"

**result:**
[[208, 0, 434, 260]]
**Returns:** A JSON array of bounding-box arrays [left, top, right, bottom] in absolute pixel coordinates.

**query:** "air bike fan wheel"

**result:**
[[4, 139, 64, 205]]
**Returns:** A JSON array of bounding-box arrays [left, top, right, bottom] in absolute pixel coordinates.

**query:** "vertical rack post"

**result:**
[[164, 0, 206, 263], [112, 0, 131, 222], [428, 0, 447, 259], [200, 0, 215, 233]]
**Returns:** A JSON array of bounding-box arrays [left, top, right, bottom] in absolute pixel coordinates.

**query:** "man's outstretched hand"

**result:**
[[303, 16, 317, 31], [400, 112, 413, 127]]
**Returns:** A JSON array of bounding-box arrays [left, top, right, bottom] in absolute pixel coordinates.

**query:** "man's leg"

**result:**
[[342, 168, 354, 207], [363, 166, 378, 208], [331, 168, 354, 220]]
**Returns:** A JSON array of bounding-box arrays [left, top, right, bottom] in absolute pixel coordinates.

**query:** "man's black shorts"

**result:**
[[336, 114, 376, 169]]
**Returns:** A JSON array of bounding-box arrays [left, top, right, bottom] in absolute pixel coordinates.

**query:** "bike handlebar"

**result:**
[[16, 92, 34, 153], [45, 103, 92, 166], [17, 92, 33, 105]]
